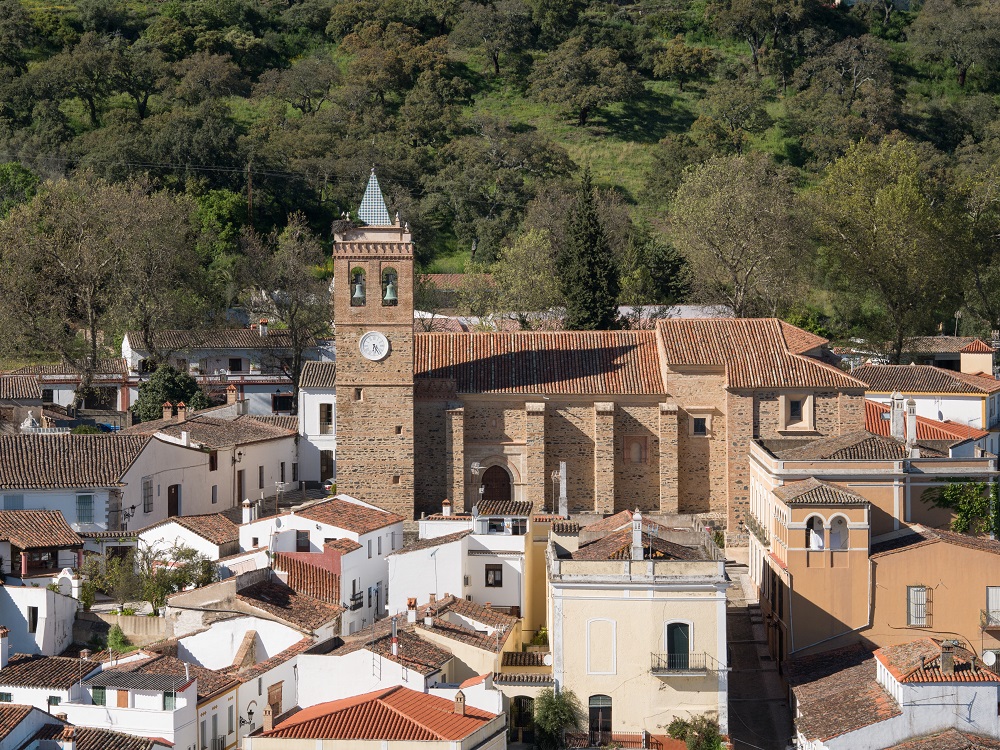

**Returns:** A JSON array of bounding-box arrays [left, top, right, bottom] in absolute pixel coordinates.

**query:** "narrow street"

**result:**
[[726, 564, 792, 750]]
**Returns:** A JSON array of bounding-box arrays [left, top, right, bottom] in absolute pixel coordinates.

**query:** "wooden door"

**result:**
[[482, 466, 512, 503], [167, 485, 179, 517]]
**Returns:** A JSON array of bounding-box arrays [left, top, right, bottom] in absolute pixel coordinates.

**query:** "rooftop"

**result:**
[[887, 730, 1000, 749], [0, 704, 34, 742], [853, 364, 1000, 395], [123, 413, 294, 449], [865, 400, 989, 442], [388, 530, 472, 556], [236, 580, 343, 632], [0, 433, 149, 489], [905, 336, 985, 355], [870, 525, 1000, 558], [248, 414, 299, 431], [262, 685, 496, 741], [0, 510, 83, 549], [0, 375, 41, 400], [31, 724, 168, 750], [875, 638, 1000, 684], [295, 497, 404, 535], [773, 478, 868, 506], [581, 510, 634, 534], [87, 670, 191, 692], [760, 430, 947, 461], [334, 623, 452, 676], [139, 513, 239, 546], [13, 358, 127, 378], [569, 527, 708, 562], [474, 499, 533, 517], [114, 653, 238, 701], [299, 361, 337, 389], [0, 654, 97, 689], [127, 328, 314, 351]]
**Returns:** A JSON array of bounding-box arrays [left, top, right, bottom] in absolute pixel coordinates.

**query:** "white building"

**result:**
[[138, 514, 241, 561], [297, 361, 337, 483], [11, 358, 130, 411], [0, 584, 79, 656]]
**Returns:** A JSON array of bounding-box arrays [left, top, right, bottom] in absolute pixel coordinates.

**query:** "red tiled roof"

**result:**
[[961, 339, 996, 354], [570, 527, 707, 561], [459, 673, 491, 688], [773, 478, 868, 506], [0, 654, 97, 689], [423, 595, 520, 631], [0, 434, 149, 489], [875, 638, 1000, 683], [127, 328, 313, 351], [299, 361, 337, 389], [31, 724, 168, 750], [0, 704, 34, 741], [888, 730, 1000, 749], [905, 336, 979, 354], [335, 623, 452, 675], [123, 413, 294, 449], [13, 358, 127, 378], [248, 414, 299, 431], [416, 617, 512, 652], [854, 364, 1000, 395], [764, 430, 947, 460], [273, 552, 341, 605], [657, 318, 865, 390], [227, 637, 313, 682], [296, 497, 404, 535], [0, 510, 82, 549], [119, 653, 238, 702], [236, 581, 343, 631], [0, 375, 41, 400], [140, 514, 239, 546], [475, 499, 533, 517], [582, 510, 633, 533], [865, 400, 989, 442], [778, 321, 829, 354], [263, 685, 496, 740], [870, 525, 1000, 558], [325, 538, 362, 554], [388, 530, 471, 556], [552, 520, 581, 535], [414, 331, 664, 395]]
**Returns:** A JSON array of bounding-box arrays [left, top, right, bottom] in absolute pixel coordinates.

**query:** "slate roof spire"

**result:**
[[358, 167, 392, 226]]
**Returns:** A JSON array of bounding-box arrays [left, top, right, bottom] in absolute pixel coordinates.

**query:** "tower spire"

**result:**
[[358, 167, 392, 226]]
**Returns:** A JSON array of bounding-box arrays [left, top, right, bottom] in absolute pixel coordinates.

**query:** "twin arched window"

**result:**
[[350, 267, 399, 307], [806, 515, 849, 551]]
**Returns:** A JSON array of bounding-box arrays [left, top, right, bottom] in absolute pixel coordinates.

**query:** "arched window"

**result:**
[[381, 267, 398, 307], [350, 267, 366, 307], [829, 516, 849, 551], [588, 695, 612, 737], [806, 516, 825, 551]]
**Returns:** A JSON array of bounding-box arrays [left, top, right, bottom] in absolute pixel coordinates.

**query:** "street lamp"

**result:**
[[120, 505, 137, 530], [239, 707, 255, 728]]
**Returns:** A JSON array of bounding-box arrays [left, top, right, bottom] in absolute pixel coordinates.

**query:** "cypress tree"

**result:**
[[558, 170, 620, 330]]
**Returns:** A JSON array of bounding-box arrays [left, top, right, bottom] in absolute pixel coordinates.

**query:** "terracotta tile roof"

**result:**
[[854, 364, 1000, 395], [474, 499, 533, 517], [0, 375, 41, 400], [870, 525, 1000, 558], [387, 530, 471, 556], [227, 636, 313, 682], [788, 644, 901, 741], [570, 527, 707, 561], [425, 273, 484, 291], [961, 339, 996, 354], [875, 638, 1000, 683], [657, 318, 865, 390], [247, 414, 299, 431], [237, 581, 342, 631], [123, 413, 294, 449], [31, 725, 167, 750], [905, 336, 979, 354], [773, 478, 868, 506], [0, 703, 34, 741], [865, 400, 989, 442], [0, 510, 82, 549], [552, 520, 581, 535], [502, 651, 548, 667], [414, 331, 664, 395], [299, 361, 337, 389], [140, 513, 239, 546], [263, 685, 496, 740], [0, 434, 149, 488], [273, 552, 341, 604], [0, 654, 97, 689], [335, 622, 452, 675], [118, 653, 238, 701], [459, 673, 490, 688], [325, 538, 362, 554], [427, 595, 519, 631], [778, 321, 829, 354], [416, 617, 511, 652], [296, 497, 404, 535], [127, 328, 313, 351], [493, 672, 555, 685], [583, 510, 633, 533], [763, 430, 947, 460], [888, 730, 1000, 750], [13, 358, 127, 377]]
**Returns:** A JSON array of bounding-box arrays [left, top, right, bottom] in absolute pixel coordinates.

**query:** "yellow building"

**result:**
[[547, 512, 729, 737]]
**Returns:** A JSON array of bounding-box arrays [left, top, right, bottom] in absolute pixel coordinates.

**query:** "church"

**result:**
[[333, 173, 868, 544]]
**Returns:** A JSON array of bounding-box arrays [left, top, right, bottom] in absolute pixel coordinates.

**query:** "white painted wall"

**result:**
[[298, 387, 337, 482], [234, 650, 299, 743], [0, 488, 112, 534], [0, 586, 78, 656], [430, 681, 504, 715], [419, 518, 474, 539], [178, 617, 302, 670], [296, 650, 438, 708], [388, 538, 466, 616], [138, 523, 227, 561], [0, 706, 61, 749]]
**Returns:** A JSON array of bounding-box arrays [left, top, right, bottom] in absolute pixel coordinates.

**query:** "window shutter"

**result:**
[[925, 586, 933, 628]]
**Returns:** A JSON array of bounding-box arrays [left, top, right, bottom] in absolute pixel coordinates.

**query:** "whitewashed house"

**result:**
[[138, 514, 240, 561], [297, 361, 337, 483], [11, 359, 130, 411]]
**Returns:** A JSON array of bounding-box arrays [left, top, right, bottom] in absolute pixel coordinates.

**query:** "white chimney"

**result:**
[[407, 598, 417, 624], [890, 391, 905, 441], [631, 510, 643, 561], [0, 627, 9, 670], [423, 608, 434, 628], [442, 498, 452, 517], [558, 461, 568, 517], [259, 318, 268, 337], [906, 398, 919, 457], [242, 498, 253, 525], [391, 617, 399, 656]]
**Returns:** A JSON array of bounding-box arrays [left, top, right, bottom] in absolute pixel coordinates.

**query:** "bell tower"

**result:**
[[333, 170, 415, 519]]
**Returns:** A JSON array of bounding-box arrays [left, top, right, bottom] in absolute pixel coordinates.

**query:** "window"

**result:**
[[209, 451, 218, 472], [292, 463, 298, 483], [692, 417, 707, 437], [781, 394, 814, 430], [228, 358, 243, 373], [353, 388, 363, 402], [211, 485, 218, 505], [76, 494, 94, 524], [789, 399, 803, 422], [163, 691, 175, 710], [391, 532, 396, 551], [488, 518, 505, 534], [258, 677, 262, 695], [988, 587, 1000, 627], [806, 517, 825, 551], [511, 518, 527, 535], [142, 477, 153, 513], [258, 466, 264, 489], [391, 475, 400, 485], [296, 530, 309, 552], [41, 388, 54, 403], [589, 695, 612, 735], [908, 586, 930, 627], [272, 393, 294, 413], [27, 606, 38, 633], [0, 693, 11, 702], [228, 705, 235, 734], [212, 715, 218, 744], [280, 462, 286, 483], [200, 719, 207, 749], [320, 404, 334, 434], [377, 536, 382, 555], [829, 517, 848, 551], [486, 564, 503, 587], [368, 540, 373, 559], [4, 494, 23, 511], [251, 537, 259, 548], [395, 425, 403, 435], [92, 686, 106, 706], [666, 622, 691, 670], [47, 696, 60, 707]]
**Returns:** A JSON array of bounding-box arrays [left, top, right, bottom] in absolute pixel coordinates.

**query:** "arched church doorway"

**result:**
[[482, 465, 512, 503]]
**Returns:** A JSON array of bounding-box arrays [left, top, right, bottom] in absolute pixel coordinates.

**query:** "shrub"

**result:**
[[107, 624, 131, 653]]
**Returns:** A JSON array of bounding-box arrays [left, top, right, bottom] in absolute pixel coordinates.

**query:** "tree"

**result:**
[[531, 36, 641, 126], [450, 0, 532, 77], [654, 35, 716, 91], [811, 139, 958, 363], [240, 213, 332, 400], [910, 0, 1000, 87], [559, 171, 619, 330], [923, 481, 998, 536], [0, 0, 37, 74], [38, 33, 115, 127], [80, 553, 141, 610], [110, 40, 168, 120], [667, 714, 725, 750], [618, 231, 690, 328], [709, 0, 819, 75], [255, 51, 341, 114], [172, 52, 246, 105], [670, 153, 804, 317], [134, 541, 216, 615], [132, 365, 211, 423], [692, 76, 773, 155], [0, 162, 38, 220], [954, 156, 1000, 331], [534, 688, 582, 750]]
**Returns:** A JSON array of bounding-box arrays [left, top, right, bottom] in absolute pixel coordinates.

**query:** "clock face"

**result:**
[[359, 331, 390, 361]]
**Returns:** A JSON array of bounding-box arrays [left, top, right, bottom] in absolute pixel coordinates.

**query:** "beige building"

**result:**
[[547, 512, 729, 736]]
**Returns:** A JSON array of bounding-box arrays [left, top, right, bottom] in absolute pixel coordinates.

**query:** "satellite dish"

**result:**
[[983, 651, 997, 667]]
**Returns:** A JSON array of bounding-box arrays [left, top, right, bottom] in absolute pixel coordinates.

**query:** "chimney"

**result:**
[[890, 391, 905, 441], [454, 690, 466, 716], [906, 398, 918, 456], [180, 430, 190, 447], [442, 498, 452, 517], [941, 640, 955, 676], [407, 598, 417, 624], [0, 627, 9, 670], [60, 726, 75, 750], [176, 401, 187, 422], [242, 498, 253, 525], [226, 384, 238, 405], [391, 617, 399, 656], [55, 713, 68, 722], [259, 318, 268, 337], [631, 510, 644, 561], [424, 608, 434, 628], [162, 401, 172, 421], [263, 704, 273, 733], [558, 461, 568, 517], [79, 648, 92, 661]]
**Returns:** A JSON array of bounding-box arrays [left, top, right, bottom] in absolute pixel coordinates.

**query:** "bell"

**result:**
[[383, 279, 397, 304], [352, 282, 365, 302]]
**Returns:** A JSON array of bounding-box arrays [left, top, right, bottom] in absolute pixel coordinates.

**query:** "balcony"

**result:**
[[745, 514, 770, 547], [320, 422, 334, 435], [211, 736, 227, 750], [981, 610, 1000, 630], [650, 652, 716, 676], [349, 592, 364, 611]]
